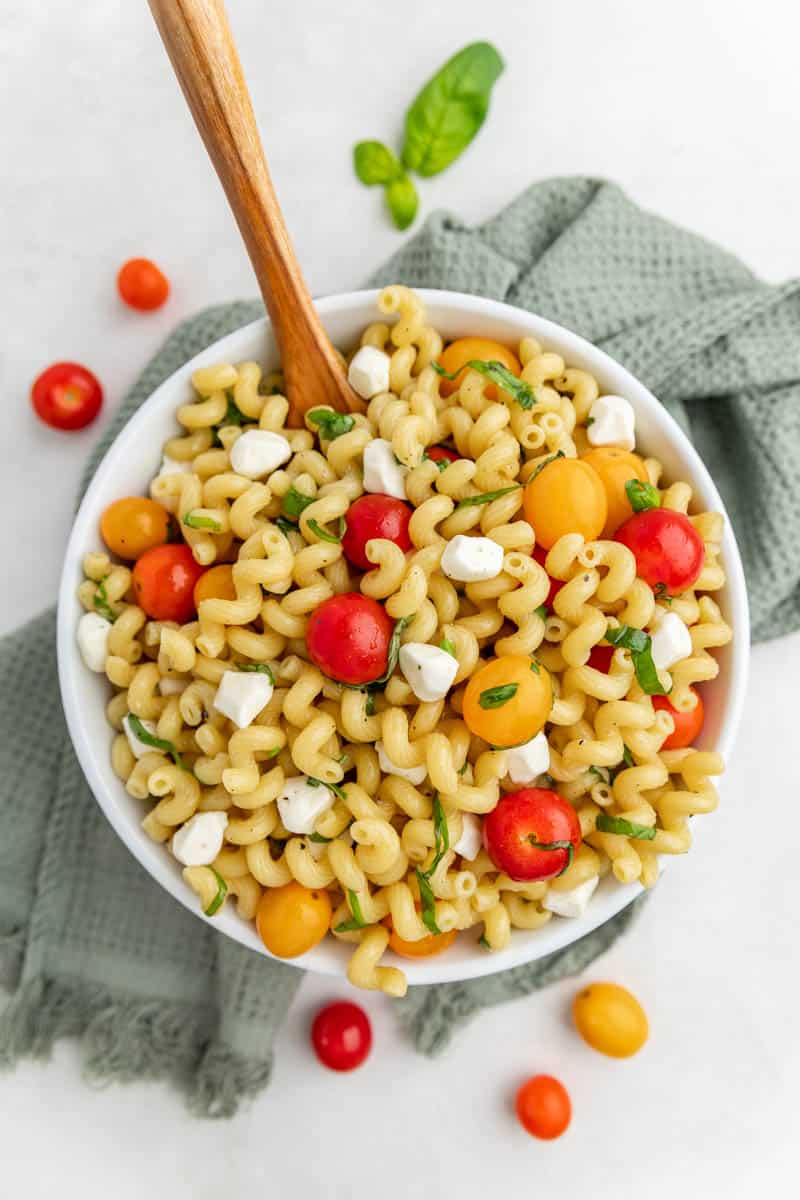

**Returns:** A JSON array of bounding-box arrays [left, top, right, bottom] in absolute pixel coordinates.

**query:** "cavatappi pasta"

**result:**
[[77, 286, 732, 995]]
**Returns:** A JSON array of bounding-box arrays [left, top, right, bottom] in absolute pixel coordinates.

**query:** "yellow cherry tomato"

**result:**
[[256, 881, 332, 959], [385, 918, 458, 959], [580, 447, 650, 537], [523, 456, 607, 550], [437, 337, 521, 398], [193, 563, 236, 607], [462, 654, 552, 748], [100, 496, 170, 560], [573, 982, 649, 1058]]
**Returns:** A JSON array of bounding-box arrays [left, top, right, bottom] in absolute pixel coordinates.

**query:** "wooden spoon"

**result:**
[[148, 0, 364, 426]]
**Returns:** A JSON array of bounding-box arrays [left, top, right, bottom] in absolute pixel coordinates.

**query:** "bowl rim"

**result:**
[[57, 287, 750, 985]]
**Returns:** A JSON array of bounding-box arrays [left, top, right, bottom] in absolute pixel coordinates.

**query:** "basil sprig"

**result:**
[[433, 359, 534, 409], [595, 813, 657, 841], [282, 486, 314, 519], [455, 483, 521, 509], [127, 714, 190, 773], [307, 516, 346, 544], [335, 888, 368, 932], [307, 408, 355, 441], [625, 479, 661, 512], [237, 662, 275, 684], [183, 511, 221, 532], [402, 42, 505, 177], [353, 141, 418, 230], [478, 682, 518, 709], [603, 624, 668, 696], [204, 868, 228, 916], [93, 576, 117, 623]]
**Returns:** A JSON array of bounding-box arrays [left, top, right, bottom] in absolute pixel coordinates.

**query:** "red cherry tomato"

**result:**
[[653, 688, 705, 749], [31, 362, 103, 431], [311, 1001, 372, 1072], [532, 544, 565, 611], [306, 593, 394, 685], [117, 258, 170, 311], [341, 494, 413, 571], [132, 543, 206, 623], [424, 445, 460, 466], [615, 508, 704, 594], [483, 788, 581, 882], [515, 1075, 572, 1140], [587, 644, 614, 673]]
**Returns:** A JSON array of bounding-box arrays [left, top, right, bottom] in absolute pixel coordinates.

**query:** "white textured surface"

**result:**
[[1, 0, 798, 1194]]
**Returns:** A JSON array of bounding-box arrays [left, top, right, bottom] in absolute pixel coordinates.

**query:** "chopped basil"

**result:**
[[127, 713, 189, 772], [433, 359, 534, 409], [478, 933, 491, 950], [588, 765, 611, 785], [654, 582, 673, 604], [478, 682, 518, 710], [455, 483, 522, 509], [415, 868, 441, 935], [528, 835, 574, 877], [265, 746, 282, 759], [529, 659, 541, 674], [371, 614, 411, 686], [540, 773, 556, 788], [603, 624, 668, 696], [92, 576, 117, 623], [236, 662, 275, 684], [595, 813, 657, 840], [275, 516, 298, 536], [458, 761, 469, 775], [335, 888, 368, 932], [282, 486, 314, 519], [307, 777, 347, 801], [428, 794, 450, 876], [625, 479, 661, 512], [585, 416, 595, 427], [530, 449, 566, 480], [534, 604, 548, 620], [307, 516, 346, 544], [308, 831, 333, 844], [386, 174, 419, 230], [204, 868, 228, 916], [423, 451, 449, 472], [307, 408, 356, 441], [365, 692, 376, 716], [183, 511, 221, 532], [440, 637, 456, 657], [623, 744, 635, 768]]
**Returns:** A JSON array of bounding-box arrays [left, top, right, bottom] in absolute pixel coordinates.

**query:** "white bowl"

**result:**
[[57, 289, 750, 985]]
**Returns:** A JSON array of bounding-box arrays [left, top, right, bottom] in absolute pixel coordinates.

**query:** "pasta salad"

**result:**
[[76, 286, 731, 996]]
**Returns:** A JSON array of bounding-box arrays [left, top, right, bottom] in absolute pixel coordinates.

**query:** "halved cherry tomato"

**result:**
[[100, 497, 171, 560], [615, 508, 704, 593], [573, 982, 648, 1058], [306, 593, 394, 685], [341, 494, 413, 571], [117, 257, 170, 311], [424, 445, 460, 466], [580, 447, 649, 537], [31, 362, 103, 431], [311, 1001, 372, 1071], [193, 563, 236, 607], [437, 337, 521, 398], [653, 688, 704, 749], [256, 881, 331, 958], [587, 644, 614, 673], [532, 544, 565, 610], [523, 457, 607, 550], [462, 655, 552, 748], [515, 1075, 572, 1140], [132, 543, 205, 623], [483, 788, 581, 882]]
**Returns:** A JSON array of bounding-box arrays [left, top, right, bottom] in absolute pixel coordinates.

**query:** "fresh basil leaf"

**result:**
[[283, 486, 314, 519], [455, 483, 521, 509], [307, 516, 346, 544], [530, 449, 566, 480], [625, 479, 661, 512], [204, 868, 228, 916], [604, 624, 668, 696], [528, 835, 574, 877], [386, 174, 419, 230], [478, 682, 518, 710], [534, 604, 548, 620], [127, 713, 190, 772], [529, 659, 541, 674], [402, 42, 505, 177], [353, 140, 403, 186], [237, 662, 275, 684], [335, 888, 368, 932], [415, 868, 441, 934], [93, 576, 117, 623], [596, 813, 657, 840], [307, 408, 356, 441], [623, 744, 635, 768], [440, 638, 456, 657], [478, 933, 491, 949], [433, 359, 534, 409], [183, 511, 221, 532], [428, 794, 450, 876], [275, 515, 297, 536]]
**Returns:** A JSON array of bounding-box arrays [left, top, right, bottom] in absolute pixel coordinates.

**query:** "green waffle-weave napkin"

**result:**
[[2, 178, 797, 1115]]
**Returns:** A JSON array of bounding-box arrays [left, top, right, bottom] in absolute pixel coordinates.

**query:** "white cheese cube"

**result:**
[[453, 813, 482, 861], [157, 454, 193, 477], [504, 731, 551, 785], [376, 741, 428, 786], [587, 394, 636, 453], [398, 642, 459, 702], [123, 713, 159, 759], [543, 875, 600, 918], [171, 812, 228, 866], [77, 611, 112, 672], [348, 345, 391, 400], [277, 776, 335, 835], [158, 676, 188, 696], [212, 669, 273, 729], [650, 611, 692, 671], [362, 437, 408, 500], [440, 534, 504, 583], [230, 429, 292, 480]]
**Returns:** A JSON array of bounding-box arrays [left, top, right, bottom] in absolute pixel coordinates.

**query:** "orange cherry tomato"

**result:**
[[653, 688, 705, 749], [515, 1075, 572, 1140], [437, 337, 521, 398], [462, 654, 552, 748], [117, 257, 170, 311], [193, 563, 236, 607], [580, 447, 650, 537], [100, 497, 171, 560], [523, 457, 607, 550], [256, 881, 332, 958], [132, 543, 206, 623], [573, 982, 649, 1058]]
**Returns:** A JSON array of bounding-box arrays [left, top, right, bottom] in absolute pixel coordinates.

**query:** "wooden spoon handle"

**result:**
[[148, 0, 362, 423]]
